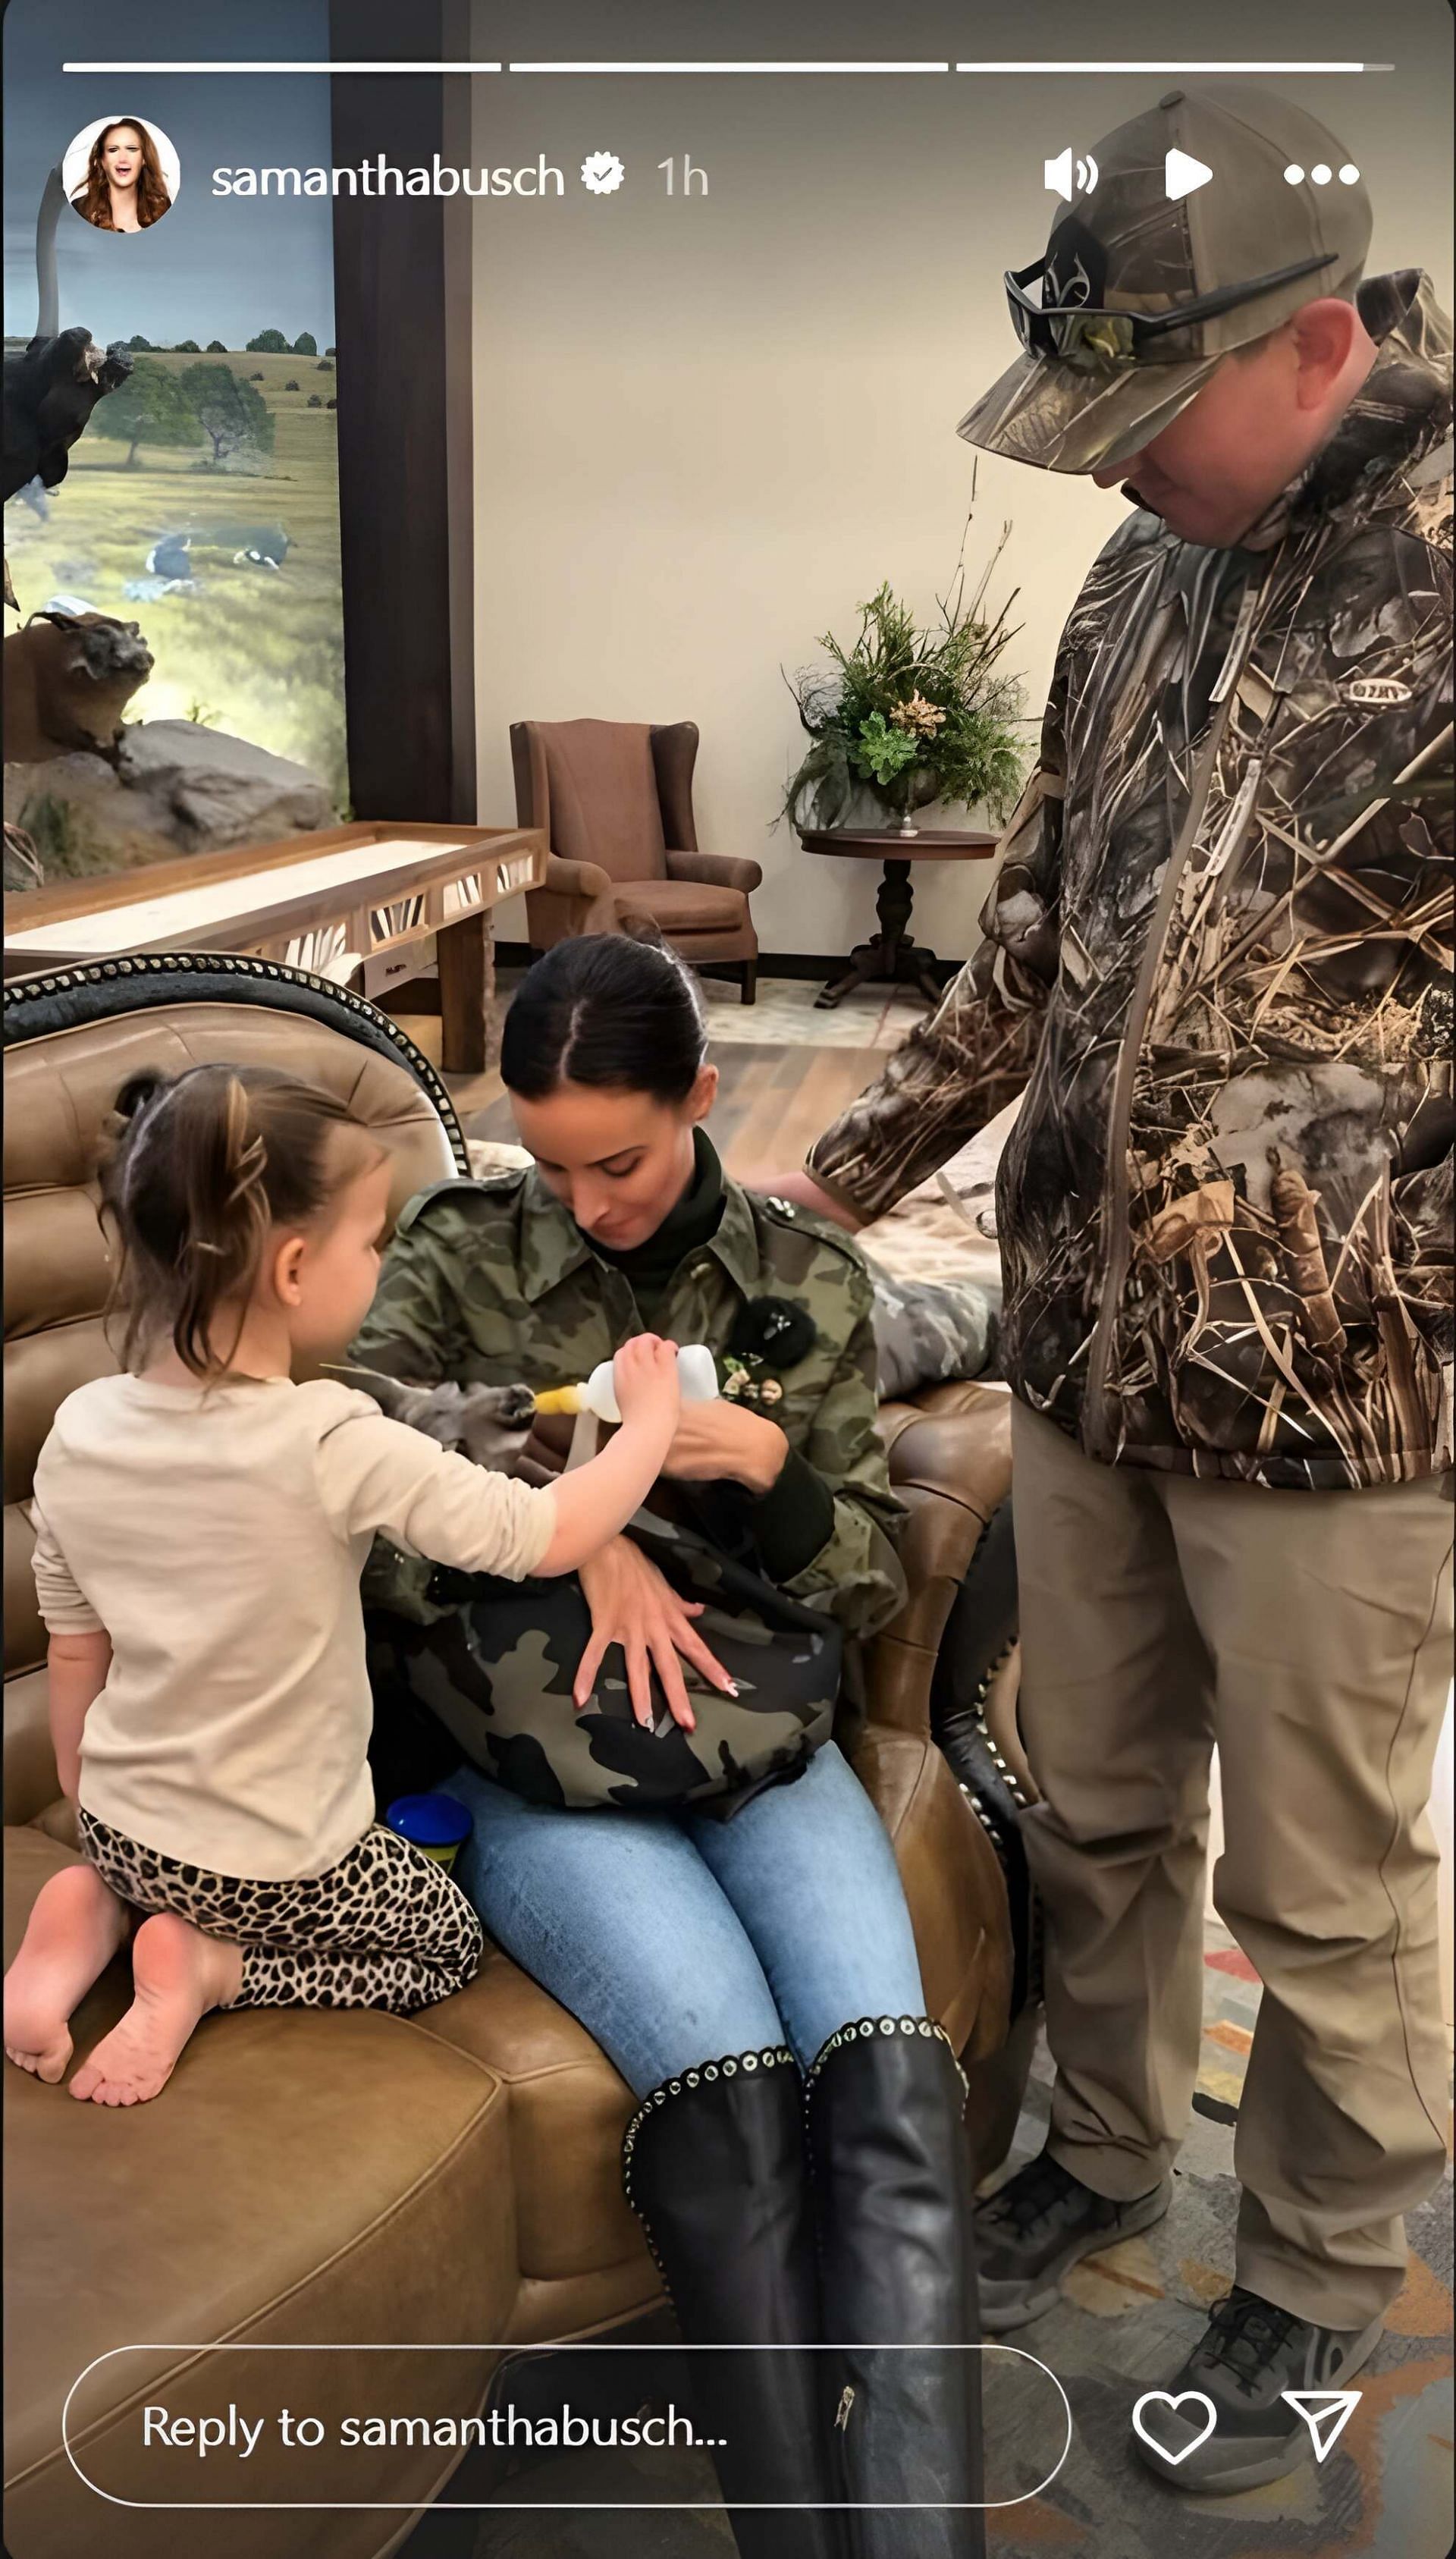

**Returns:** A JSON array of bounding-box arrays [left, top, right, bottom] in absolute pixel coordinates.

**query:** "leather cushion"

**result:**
[[847, 1722, 1012, 2061], [2, 1666, 53, 1829], [3, 1003, 456, 1205], [2, 1185, 109, 1339], [882, 1380, 1014, 1516], [3, 1827, 517, 2545], [413, 1946, 651, 2287], [868, 1390, 1015, 1733]]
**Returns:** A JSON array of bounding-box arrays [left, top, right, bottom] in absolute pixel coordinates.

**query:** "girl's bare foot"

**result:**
[[4, 1864, 131, 2082], [69, 1915, 243, 2106]]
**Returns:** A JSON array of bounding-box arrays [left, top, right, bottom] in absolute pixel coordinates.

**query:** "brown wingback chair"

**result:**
[[510, 718, 761, 1000], [3, 954, 1030, 2559]]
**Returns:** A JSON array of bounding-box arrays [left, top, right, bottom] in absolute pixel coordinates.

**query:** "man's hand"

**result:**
[[742, 1169, 864, 1232], [575, 1536, 736, 1729], [660, 1399, 788, 1495]]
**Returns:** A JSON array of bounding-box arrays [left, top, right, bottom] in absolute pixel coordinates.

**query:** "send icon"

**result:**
[[1280, 2391, 1362, 2463]]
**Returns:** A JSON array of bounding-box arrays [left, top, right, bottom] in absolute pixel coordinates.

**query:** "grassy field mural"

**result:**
[[3, 347, 347, 809]]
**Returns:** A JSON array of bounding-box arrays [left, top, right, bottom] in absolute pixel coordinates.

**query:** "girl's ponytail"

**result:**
[[111, 1069, 170, 1127], [99, 1063, 378, 1377]]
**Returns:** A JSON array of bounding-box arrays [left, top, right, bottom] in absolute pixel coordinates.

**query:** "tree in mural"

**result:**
[[246, 328, 290, 353], [177, 362, 276, 468], [89, 358, 203, 469], [206, 338, 228, 353], [293, 331, 318, 355]]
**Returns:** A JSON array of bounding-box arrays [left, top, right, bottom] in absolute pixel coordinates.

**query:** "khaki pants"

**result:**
[[1010, 1402, 1453, 2329]]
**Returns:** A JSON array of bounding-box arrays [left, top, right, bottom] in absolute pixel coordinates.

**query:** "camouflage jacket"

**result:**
[[811, 271, 1454, 1490], [350, 1166, 907, 1631]]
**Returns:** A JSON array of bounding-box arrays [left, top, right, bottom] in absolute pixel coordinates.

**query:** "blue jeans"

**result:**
[[446, 1741, 926, 2096]]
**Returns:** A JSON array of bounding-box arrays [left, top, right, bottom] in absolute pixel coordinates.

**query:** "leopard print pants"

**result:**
[[77, 1810, 484, 2014]]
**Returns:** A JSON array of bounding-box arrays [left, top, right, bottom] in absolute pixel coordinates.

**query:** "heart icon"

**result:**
[[1131, 2389, 1219, 2464]]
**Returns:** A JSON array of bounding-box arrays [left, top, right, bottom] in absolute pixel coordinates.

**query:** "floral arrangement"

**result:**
[[780, 515, 1028, 833]]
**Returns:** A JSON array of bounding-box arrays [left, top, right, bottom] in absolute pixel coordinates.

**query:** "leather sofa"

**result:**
[[3, 953, 1025, 2559], [511, 718, 761, 999]]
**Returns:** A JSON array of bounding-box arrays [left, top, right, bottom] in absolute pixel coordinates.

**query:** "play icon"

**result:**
[[1165, 147, 1213, 201], [1280, 2389, 1362, 2463]]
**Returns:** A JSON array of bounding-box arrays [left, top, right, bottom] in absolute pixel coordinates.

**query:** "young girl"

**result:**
[[2, 1062, 680, 2108]]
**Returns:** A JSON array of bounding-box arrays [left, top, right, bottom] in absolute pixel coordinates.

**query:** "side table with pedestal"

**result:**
[[797, 827, 997, 1009]]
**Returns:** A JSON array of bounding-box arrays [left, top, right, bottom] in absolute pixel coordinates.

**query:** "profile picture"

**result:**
[[64, 115, 180, 234]]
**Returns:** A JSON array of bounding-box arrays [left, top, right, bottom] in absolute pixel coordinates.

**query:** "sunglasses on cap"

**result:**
[[1004, 250, 1337, 366]]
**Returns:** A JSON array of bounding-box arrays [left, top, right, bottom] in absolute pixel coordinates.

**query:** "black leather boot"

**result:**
[[806, 2015, 986, 2559], [623, 2042, 844, 2559]]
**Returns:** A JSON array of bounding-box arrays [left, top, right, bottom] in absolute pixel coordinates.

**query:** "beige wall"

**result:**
[[468, 5, 1452, 956]]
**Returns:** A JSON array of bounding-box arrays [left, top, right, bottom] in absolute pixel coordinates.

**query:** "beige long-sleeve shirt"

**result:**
[[30, 1371, 557, 1880]]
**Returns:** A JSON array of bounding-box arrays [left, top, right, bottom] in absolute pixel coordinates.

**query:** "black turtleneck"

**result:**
[[590, 1131, 834, 1581]]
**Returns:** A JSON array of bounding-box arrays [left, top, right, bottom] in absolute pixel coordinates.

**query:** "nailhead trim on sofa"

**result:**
[[3, 953, 470, 1176]]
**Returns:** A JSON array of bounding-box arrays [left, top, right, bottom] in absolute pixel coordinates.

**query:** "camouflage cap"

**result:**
[[959, 83, 1373, 475]]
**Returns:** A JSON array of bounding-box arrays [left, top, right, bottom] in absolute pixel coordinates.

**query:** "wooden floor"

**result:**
[[400, 1016, 883, 1184]]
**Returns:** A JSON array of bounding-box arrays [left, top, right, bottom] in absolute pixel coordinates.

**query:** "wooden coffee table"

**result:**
[[798, 826, 997, 1008], [3, 821, 548, 1073]]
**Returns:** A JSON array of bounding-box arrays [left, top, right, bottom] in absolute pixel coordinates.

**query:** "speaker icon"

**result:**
[[1044, 147, 1099, 200]]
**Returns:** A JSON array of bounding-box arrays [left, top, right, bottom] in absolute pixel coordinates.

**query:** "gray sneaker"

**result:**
[[974, 2148, 1173, 2332], [1131, 2287, 1383, 2493]]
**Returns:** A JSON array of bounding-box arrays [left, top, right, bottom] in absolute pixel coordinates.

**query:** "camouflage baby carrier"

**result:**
[[366, 1499, 842, 1819], [352, 1263, 994, 1818]]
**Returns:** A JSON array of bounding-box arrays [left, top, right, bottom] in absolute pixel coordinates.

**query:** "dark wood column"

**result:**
[[329, 0, 475, 825]]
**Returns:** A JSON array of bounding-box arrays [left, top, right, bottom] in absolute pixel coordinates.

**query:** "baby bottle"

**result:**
[[534, 1342, 718, 1423]]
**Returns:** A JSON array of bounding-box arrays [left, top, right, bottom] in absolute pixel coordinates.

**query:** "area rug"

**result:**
[[698, 972, 932, 1051]]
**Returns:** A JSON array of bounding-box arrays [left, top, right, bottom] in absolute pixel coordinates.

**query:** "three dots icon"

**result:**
[[1285, 162, 1360, 186]]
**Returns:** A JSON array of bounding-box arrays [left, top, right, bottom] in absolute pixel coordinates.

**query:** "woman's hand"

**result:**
[[660, 1399, 789, 1495], [575, 1536, 737, 1731]]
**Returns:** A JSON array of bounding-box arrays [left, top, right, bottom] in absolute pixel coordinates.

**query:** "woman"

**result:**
[[71, 121, 171, 232], [353, 936, 982, 2558]]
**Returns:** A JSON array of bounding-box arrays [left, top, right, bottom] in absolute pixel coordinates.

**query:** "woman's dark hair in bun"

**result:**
[[500, 931, 708, 1106]]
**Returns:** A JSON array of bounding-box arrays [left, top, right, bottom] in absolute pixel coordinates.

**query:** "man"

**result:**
[[775, 85, 1453, 2493]]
